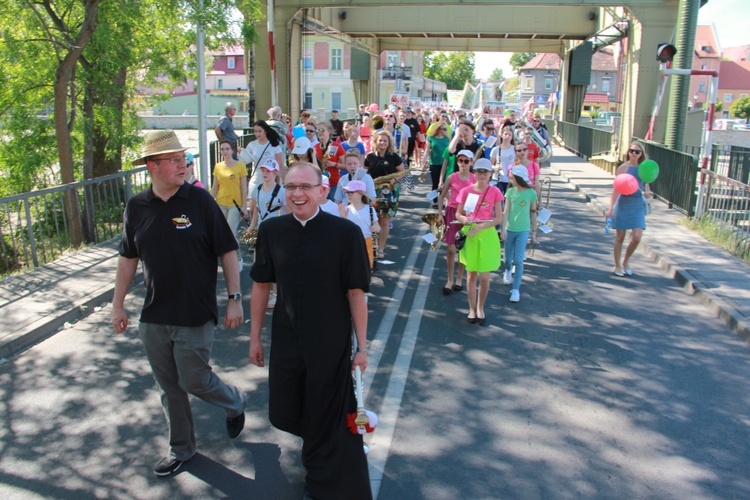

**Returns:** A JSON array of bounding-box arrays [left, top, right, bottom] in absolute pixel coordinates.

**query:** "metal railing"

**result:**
[[710, 145, 750, 184], [554, 120, 613, 159], [638, 138, 700, 216], [208, 133, 256, 173], [0, 168, 149, 277], [701, 171, 750, 260]]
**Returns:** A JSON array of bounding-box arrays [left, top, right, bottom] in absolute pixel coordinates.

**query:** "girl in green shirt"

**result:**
[[501, 165, 539, 303]]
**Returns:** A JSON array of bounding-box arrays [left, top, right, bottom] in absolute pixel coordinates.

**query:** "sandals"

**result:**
[[612, 267, 625, 277]]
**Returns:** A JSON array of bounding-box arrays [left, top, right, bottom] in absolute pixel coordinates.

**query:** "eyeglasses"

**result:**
[[385, 115, 394, 118], [474, 170, 491, 174], [457, 159, 472, 164], [533, 120, 541, 123], [345, 191, 358, 196], [284, 183, 320, 192], [306, 129, 316, 134], [629, 148, 643, 154], [516, 148, 528, 152], [318, 128, 327, 133], [151, 155, 186, 165]]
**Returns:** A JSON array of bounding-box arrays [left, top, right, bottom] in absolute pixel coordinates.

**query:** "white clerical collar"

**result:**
[[293, 206, 320, 227]]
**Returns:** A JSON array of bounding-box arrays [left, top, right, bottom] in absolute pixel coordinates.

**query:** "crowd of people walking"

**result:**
[[116, 99, 661, 498]]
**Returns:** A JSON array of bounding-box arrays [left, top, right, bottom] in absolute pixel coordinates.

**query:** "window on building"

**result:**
[[331, 48, 342, 71], [387, 52, 399, 69], [525, 77, 533, 90], [304, 92, 313, 110], [700, 61, 708, 70], [741, 94, 748, 99], [699, 81, 706, 93], [217, 79, 223, 89], [228, 57, 235, 69], [602, 79, 611, 93], [303, 50, 312, 71], [332, 92, 342, 110], [724, 93, 734, 103], [545, 77, 553, 90]]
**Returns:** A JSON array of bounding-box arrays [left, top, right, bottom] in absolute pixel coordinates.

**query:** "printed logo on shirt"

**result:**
[[172, 214, 192, 229]]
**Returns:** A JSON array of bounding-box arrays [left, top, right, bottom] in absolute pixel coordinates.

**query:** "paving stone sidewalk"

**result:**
[[548, 147, 750, 338]]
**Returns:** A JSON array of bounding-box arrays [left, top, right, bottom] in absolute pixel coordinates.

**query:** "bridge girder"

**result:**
[[256, 1, 682, 155]]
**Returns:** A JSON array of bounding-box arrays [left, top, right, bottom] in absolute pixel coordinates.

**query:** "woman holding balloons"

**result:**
[[605, 140, 655, 277]]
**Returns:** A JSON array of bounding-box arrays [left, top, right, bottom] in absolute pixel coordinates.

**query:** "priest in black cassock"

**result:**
[[249, 162, 372, 499]]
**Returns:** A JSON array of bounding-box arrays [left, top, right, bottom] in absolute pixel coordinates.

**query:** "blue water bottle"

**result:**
[[604, 216, 613, 234]]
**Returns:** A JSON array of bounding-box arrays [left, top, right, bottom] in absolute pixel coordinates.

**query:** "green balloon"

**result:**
[[639, 160, 659, 183]]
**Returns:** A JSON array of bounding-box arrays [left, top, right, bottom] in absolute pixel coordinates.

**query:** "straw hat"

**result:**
[[133, 130, 188, 166]]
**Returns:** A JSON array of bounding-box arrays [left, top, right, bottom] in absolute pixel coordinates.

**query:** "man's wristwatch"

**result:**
[[228, 292, 242, 301]]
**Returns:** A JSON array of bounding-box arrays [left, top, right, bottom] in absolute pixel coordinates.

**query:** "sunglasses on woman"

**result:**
[[629, 148, 642, 154]]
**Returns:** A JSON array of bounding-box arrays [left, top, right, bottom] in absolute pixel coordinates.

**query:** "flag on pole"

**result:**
[[520, 96, 534, 117]]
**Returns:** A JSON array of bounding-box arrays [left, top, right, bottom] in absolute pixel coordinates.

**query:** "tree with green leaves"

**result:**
[[0, 0, 242, 243], [510, 52, 537, 74], [488, 68, 505, 82], [730, 96, 750, 123], [424, 51, 476, 90]]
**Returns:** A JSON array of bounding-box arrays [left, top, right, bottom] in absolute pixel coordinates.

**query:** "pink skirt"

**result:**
[[444, 206, 461, 244]]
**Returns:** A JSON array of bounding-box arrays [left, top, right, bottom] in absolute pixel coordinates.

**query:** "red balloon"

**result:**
[[614, 173, 639, 195], [368, 103, 379, 112]]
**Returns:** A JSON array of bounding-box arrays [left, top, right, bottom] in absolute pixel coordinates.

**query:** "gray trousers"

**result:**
[[139, 321, 246, 460]]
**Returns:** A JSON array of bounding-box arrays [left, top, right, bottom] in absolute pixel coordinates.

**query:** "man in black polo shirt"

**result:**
[[112, 130, 247, 478]]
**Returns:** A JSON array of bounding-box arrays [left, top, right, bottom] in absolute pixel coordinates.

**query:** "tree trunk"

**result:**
[[52, 0, 102, 247]]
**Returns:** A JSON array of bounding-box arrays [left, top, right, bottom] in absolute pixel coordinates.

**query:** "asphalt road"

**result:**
[[1, 170, 749, 499]]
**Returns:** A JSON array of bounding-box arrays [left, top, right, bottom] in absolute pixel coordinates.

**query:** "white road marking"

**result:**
[[368, 242, 438, 498]]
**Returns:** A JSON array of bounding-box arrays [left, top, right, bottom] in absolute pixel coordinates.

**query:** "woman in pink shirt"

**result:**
[[437, 150, 476, 295], [455, 158, 505, 325], [514, 143, 542, 200]]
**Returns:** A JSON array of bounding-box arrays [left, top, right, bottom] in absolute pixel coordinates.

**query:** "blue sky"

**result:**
[[475, 0, 749, 80]]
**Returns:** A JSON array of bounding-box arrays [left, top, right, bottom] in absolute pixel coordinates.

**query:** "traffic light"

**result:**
[[657, 43, 677, 63]]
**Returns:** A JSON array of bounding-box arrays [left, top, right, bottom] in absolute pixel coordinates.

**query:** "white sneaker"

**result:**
[[509, 290, 520, 303], [503, 270, 513, 285]]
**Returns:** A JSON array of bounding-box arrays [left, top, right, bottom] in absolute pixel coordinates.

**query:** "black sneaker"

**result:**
[[226, 412, 245, 439], [153, 456, 188, 477]]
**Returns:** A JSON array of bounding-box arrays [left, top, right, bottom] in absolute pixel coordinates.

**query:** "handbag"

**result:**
[[454, 229, 467, 250], [643, 194, 652, 216]]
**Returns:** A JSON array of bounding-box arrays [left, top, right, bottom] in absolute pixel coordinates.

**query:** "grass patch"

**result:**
[[681, 215, 750, 264]]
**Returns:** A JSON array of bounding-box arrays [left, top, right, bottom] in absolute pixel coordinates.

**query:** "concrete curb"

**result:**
[[0, 273, 142, 360], [554, 167, 750, 340]]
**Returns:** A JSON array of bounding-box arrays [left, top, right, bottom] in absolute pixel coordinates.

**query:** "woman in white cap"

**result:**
[[289, 137, 320, 169], [437, 149, 475, 294], [455, 158, 504, 325], [501, 165, 538, 303]]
